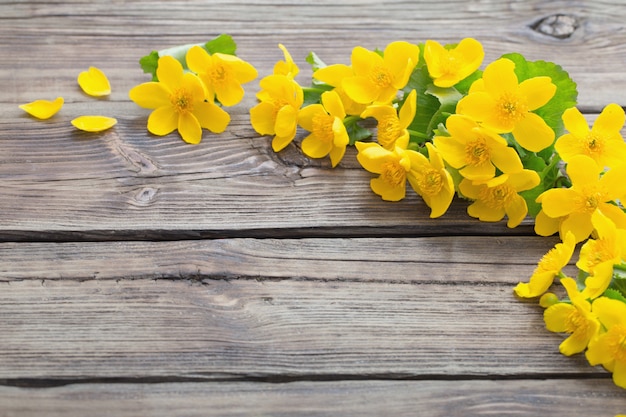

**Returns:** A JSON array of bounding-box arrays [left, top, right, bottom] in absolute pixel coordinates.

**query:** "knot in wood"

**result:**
[[531, 14, 579, 39]]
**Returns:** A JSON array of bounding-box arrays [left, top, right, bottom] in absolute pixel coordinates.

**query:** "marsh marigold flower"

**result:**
[[456, 58, 556, 153], [129, 55, 230, 144], [407, 143, 455, 218], [514, 231, 576, 298], [361, 90, 417, 150], [555, 103, 626, 168], [273, 43, 299, 78], [537, 155, 626, 242], [19, 97, 64, 119], [250, 74, 303, 152], [433, 115, 523, 181], [543, 277, 600, 356], [330, 41, 420, 105], [577, 211, 626, 300], [186, 45, 257, 107], [423, 38, 484, 88], [356, 137, 412, 201], [586, 297, 626, 389], [299, 90, 349, 167], [313, 64, 367, 116], [459, 169, 540, 228]]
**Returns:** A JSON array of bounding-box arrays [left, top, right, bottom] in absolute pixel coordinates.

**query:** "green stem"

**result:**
[[407, 129, 430, 140]]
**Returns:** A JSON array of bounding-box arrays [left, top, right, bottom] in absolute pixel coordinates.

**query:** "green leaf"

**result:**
[[139, 51, 160, 81], [303, 85, 333, 107], [403, 65, 443, 145], [519, 153, 561, 218], [344, 117, 372, 145], [611, 275, 626, 300], [306, 51, 327, 72], [138, 34, 238, 81], [501, 53, 578, 154], [604, 288, 626, 303], [205, 34, 237, 56]]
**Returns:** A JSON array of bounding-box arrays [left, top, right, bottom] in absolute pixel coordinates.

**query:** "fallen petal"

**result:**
[[19, 97, 64, 119], [71, 115, 117, 132], [77, 66, 111, 96]]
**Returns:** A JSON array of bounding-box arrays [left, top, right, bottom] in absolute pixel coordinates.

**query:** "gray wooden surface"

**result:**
[[2, 1, 626, 416]]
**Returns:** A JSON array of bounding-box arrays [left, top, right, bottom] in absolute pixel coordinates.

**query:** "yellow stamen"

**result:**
[[465, 138, 491, 166], [606, 324, 626, 362], [381, 161, 406, 187], [369, 66, 393, 88], [496, 92, 528, 124], [564, 309, 589, 334], [312, 113, 335, 143], [377, 115, 401, 148], [417, 169, 444, 196], [583, 132, 605, 156], [209, 63, 232, 86], [479, 184, 515, 209], [171, 88, 194, 114]]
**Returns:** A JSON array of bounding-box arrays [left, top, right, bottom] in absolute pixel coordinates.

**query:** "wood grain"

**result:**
[[1, 379, 625, 417], [0, 277, 596, 380]]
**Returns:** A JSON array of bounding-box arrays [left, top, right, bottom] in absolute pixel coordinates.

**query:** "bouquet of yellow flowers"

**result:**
[[18, 33, 626, 396]]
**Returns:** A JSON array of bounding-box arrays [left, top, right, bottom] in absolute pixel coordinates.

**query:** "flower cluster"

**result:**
[[131, 35, 257, 144], [253, 38, 580, 226]]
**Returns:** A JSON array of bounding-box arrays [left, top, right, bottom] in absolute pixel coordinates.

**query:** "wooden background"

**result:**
[[2, 0, 626, 415]]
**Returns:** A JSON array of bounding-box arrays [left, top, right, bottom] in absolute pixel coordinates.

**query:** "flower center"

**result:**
[[496, 92, 528, 125], [479, 183, 515, 209], [208, 63, 232, 86], [439, 51, 461, 76], [311, 113, 335, 143], [465, 137, 491, 166], [417, 169, 444, 196], [171, 88, 194, 114], [583, 132, 605, 156], [369, 66, 393, 88], [606, 324, 626, 362], [536, 247, 565, 273], [381, 160, 407, 188], [564, 309, 589, 334], [377, 115, 401, 148], [575, 188, 606, 214]]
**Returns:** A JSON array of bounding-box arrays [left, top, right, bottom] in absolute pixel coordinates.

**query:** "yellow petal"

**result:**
[[71, 115, 117, 132], [518, 76, 556, 111], [19, 97, 64, 119], [77, 67, 111, 97]]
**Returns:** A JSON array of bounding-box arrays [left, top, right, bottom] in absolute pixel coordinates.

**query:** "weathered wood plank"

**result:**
[[0, 236, 561, 281], [2, 0, 626, 108], [0, 277, 597, 380], [1, 379, 625, 417]]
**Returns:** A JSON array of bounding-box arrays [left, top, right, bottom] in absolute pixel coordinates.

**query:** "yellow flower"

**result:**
[[250, 74, 303, 152], [459, 169, 540, 228], [423, 38, 484, 88], [186, 45, 257, 107], [456, 58, 556, 152], [338, 41, 420, 105], [514, 231, 576, 298], [273, 44, 299, 78], [299, 90, 349, 167], [71, 115, 117, 132], [586, 297, 626, 389], [129, 55, 230, 144], [407, 143, 455, 218], [313, 63, 367, 116], [19, 97, 64, 119], [356, 139, 412, 201], [555, 104, 626, 168], [543, 277, 600, 356], [361, 90, 417, 150], [77, 66, 111, 97], [537, 155, 626, 243], [577, 211, 626, 299], [433, 115, 523, 181]]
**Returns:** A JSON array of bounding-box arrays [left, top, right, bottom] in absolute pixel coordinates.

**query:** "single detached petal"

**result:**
[[19, 97, 64, 119], [77, 66, 111, 97], [71, 115, 117, 132]]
